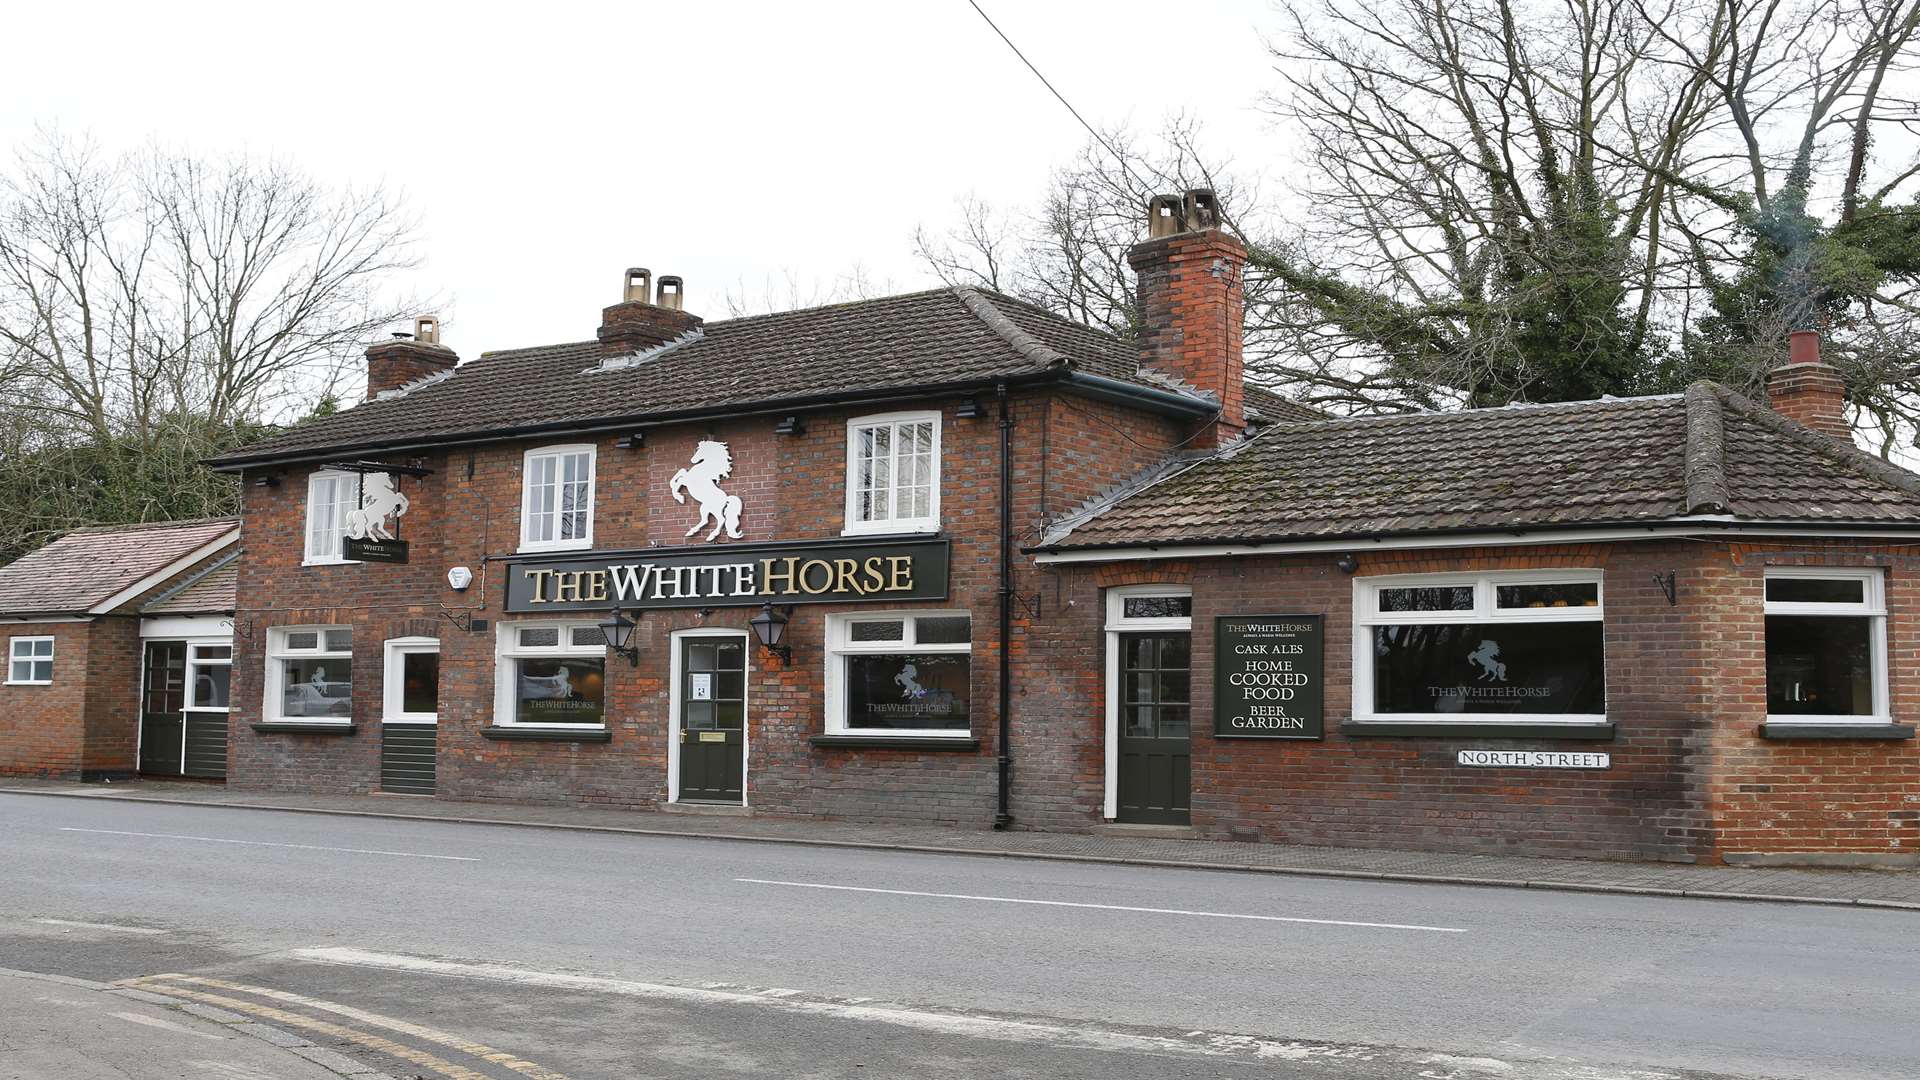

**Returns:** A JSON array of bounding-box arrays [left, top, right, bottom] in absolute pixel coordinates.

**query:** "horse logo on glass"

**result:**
[[1467, 639, 1508, 682]]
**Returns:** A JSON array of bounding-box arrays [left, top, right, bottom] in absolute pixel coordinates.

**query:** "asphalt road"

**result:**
[[0, 791, 1913, 1080]]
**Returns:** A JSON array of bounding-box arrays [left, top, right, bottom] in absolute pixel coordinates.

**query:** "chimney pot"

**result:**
[[414, 315, 440, 345], [1146, 194, 1184, 239], [657, 275, 685, 311], [624, 268, 653, 303]]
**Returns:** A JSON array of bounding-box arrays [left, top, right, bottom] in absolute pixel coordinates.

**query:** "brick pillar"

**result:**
[[598, 268, 703, 357], [1127, 190, 1246, 448], [1766, 330, 1850, 440]]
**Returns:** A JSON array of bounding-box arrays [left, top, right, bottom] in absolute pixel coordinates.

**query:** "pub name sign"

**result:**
[[504, 537, 950, 613], [1214, 614, 1324, 739]]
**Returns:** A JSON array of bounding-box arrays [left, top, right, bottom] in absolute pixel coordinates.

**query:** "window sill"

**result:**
[[810, 734, 980, 751], [301, 558, 360, 567], [1759, 722, 1914, 741], [1341, 721, 1615, 740], [2, 681, 51, 687], [251, 721, 357, 735], [516, 541, 594, 555], [839, 523, 942, 538], [481, 725, 612, 742]]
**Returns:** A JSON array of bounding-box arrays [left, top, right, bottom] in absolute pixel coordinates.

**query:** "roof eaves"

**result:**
[[87, 527, 240, 615]]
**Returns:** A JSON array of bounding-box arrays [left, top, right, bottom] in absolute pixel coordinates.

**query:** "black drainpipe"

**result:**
[[994, 381, 1015, 830]]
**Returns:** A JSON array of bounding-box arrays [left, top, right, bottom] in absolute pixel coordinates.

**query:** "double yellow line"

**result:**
[[120, 973, 572, 1080]]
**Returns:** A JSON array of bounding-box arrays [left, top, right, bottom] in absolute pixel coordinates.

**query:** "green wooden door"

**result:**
[[1116, 631, 1192, 825], [138, 642, 187, 776], [678, 637, 746, 803]]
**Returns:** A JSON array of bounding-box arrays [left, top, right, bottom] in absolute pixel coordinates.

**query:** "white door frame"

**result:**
[[1102, 585, 1193, 820], [382, 637, 442, 724], [667, 628, 751, 805]]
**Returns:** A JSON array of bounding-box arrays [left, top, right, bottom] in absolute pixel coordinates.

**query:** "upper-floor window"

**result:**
[[1764, 568, 1887, 722], [1352, 570, 1605, 725], [844, 412, 940, 535], [521, 445, 596, 553], [304, 470, 357, 565]]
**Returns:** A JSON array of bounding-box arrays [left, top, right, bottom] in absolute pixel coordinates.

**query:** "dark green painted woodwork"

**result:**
[[381, 723, 437, 795], [182, 714, 227, 779], [679, 637, 746, 803], [1116, 631, 1191, 825], [138, 642, 187, 776]]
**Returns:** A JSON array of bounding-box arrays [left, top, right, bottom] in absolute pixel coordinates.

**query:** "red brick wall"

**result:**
[[81, 617, 142, 776], [229, 386, 1187, 823], [0, 621, 94, 778], [1700, 542, 1920, 861]]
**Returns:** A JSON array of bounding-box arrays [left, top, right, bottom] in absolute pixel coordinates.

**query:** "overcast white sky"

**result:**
[[0, 1, 1287, 358]]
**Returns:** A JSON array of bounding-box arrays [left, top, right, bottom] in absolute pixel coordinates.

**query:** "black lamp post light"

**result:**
[[598, 608, 642, 666], [749, 601, 793, 666]]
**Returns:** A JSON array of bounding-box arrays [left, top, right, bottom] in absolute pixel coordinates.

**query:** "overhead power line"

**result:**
[[963, 0, 1155, 193]]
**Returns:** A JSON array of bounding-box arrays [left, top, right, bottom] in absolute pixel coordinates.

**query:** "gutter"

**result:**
[[206, 369, 1217, 473]]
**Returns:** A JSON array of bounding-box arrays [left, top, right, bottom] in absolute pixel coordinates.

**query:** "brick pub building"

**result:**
[[198, 191, 1920, 867]]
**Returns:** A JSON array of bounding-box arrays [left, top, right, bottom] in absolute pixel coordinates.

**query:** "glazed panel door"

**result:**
[[138, 642, 187, 776], [1115, 632, 1192, 825], [677, 636, 746, 804]]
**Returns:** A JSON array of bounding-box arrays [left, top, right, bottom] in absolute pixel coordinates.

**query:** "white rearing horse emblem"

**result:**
[[344, 472, 409, 542], [669, 440, 744, 542]]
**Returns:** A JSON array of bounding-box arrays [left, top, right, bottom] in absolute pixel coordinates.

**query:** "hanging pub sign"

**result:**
[[503, 536, 950, 613], [1215, 614, 1324, 739], [343, 536, 410, 564]]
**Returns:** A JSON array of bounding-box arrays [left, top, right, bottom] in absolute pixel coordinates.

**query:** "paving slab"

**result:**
[[3, 778, 1916, 908]]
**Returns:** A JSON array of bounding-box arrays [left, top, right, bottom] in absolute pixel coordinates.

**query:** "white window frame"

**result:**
[[519, 444, 597, 553], [6, 635, 54, 685], [383, 637, 441, 724], [1351, 569, 1606, 727], [1763, 567, 1889, 725], [493, 620, 609, 729], [1103, 586, 1193, 819], [842, 411, 942, 536], [263, 626, 354, 725], [823, 610, 973, 738], [303, 470, 359, 566], [185, 641, 232, 714]]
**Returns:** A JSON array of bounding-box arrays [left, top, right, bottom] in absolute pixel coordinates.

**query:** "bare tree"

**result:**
[[0, 130, 425, 559]]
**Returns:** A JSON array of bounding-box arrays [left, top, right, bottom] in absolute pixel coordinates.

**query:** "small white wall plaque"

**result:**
[[1457, 750, 1611, 769], [447, 566, 473, 591]]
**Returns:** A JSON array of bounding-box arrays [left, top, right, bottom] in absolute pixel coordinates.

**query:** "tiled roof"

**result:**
[[0, 519, 238, 616], [141, 553, 238, 615], [210, 288, 1252, 467], [1244, 383, 1327, 425], [1038, 383, 1920, 551]]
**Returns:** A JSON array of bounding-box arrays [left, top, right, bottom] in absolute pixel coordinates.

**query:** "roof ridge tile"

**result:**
[[950, 287, 1071, 370]]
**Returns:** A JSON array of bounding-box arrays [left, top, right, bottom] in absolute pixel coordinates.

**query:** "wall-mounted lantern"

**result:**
[[598, 608, 642, 667], [749, 601, 793, 666]]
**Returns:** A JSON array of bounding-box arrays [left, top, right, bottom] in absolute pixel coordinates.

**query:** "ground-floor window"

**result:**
[[1353, 571, 1605, 724], [495, 622, 607, 727], [384, 637, 442, 723], [265, 627, 353, 722], [1764, 568, 1887, 721], [7, 635, 54, 685], [824, 612, 971, 737]]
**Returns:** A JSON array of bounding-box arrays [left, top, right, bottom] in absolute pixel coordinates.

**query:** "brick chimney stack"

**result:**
[[365, 315, 457, 400], [1127, 189, 1247, 447], [598, 267, 703, 357], [1766, 330, 1851, 440]]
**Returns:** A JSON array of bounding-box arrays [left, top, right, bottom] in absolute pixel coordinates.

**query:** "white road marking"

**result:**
[[59, 827, 479, 862], [32, 918, 166, 935], [109, 1010, 229, 1041], [290, 946, 1378, 1064], [734, 877, 1470, 933]]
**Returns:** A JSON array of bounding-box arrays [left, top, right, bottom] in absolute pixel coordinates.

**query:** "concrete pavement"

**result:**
[[3, 777, 1917, 908], [0, 967, 390, 1079], [2, 791, 1914, 1078]]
